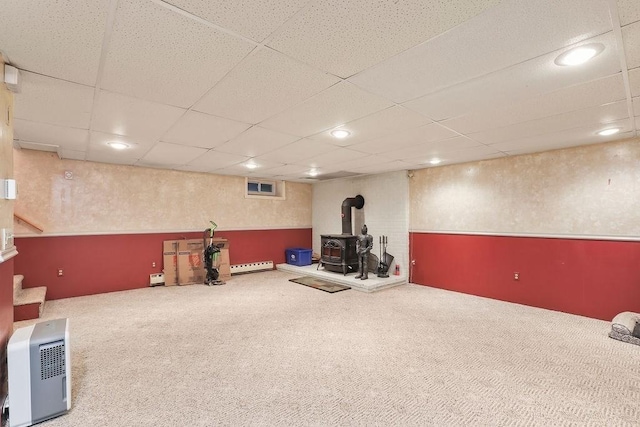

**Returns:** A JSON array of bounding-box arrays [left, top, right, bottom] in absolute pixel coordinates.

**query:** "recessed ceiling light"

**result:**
[[107, 141, 129, 150], [308, 169, 319, 177], [597, 128, 621, 136], [330, 129, 350, 139], [554, 43, 604, 66], [245, 162, 258, 169], [429, 158, 442, 165]]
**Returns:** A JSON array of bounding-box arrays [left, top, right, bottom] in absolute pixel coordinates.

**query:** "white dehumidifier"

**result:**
[[7, 318, 71, 427]]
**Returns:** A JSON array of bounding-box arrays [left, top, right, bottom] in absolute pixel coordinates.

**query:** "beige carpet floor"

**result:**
[[12, 270, 640, 426]]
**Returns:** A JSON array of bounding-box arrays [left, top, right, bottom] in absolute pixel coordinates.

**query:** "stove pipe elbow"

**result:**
[[341, 195, 365, 235]]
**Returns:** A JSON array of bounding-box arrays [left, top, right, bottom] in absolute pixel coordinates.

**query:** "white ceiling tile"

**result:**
[[268, 0, 502, 78], [211, 158, 285, 176], [87, 151, 139, 166], [292, 147, 368, 168], [91, 90, 186, 140], [348, 123, 460, 155], [194, 48, 340, 124], [163, 0, 308, 42], [349, 0, 613, 103], [629, 67, 640, 97], [59, 149, 86, 161], [395, 145, 506, 168], [257, 164, 312, 178], [350, 160, 419, 175], [468, 101, 630, 145], [14, 119, 89, 151], [259, 81, 394, 137], [16, 141, 59, 153], [622, 21, 640, 69], [184, 150, 249, 172], [387, 137, 484, 162], [162, 111, 251, 148], [489, 118, 633, 154], [432, 146, 507, 165], [87, 131, 154, 163], [0, 0, 109, 85], [4, 0, 636, 177], [252, 138, 332, 164], [308, 106, 433, 147], [101, 0, 255, 108], [442, 74, 627, 135], [14, 72, 94, 128], [327, 153, 402, 172], [403, 33, 621, 121], [140, 142, 208, 165], [215, 126, 299, 157], [617, 0, 640, 26]]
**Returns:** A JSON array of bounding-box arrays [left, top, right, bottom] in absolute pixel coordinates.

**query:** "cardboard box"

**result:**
[[177, 239, 205, 285], [163, 238, 231, 286], [162, 240, 179, 286]]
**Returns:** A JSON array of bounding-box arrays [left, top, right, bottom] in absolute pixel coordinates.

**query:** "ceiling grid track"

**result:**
[[608, 0, 638, 136]]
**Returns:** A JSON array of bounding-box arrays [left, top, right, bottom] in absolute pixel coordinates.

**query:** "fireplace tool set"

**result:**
[[377, 235, 394, 278]]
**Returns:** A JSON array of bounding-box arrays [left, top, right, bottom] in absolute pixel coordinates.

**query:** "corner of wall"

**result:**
[[0, 55, 14, 407]]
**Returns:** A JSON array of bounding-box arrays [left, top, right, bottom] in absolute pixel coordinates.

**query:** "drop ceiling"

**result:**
[[1, 0, 638, 182]]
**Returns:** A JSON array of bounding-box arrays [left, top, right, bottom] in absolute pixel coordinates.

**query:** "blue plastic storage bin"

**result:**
[[286, 248, 312, 266]]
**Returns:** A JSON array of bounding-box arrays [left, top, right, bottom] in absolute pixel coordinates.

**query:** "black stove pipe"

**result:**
[[341, 195, 365, 235]]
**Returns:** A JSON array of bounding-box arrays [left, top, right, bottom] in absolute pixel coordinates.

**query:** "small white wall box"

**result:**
[[1, 228, 14, 251], [4, 64, 21, 93], [149, 272, 165, 286], [1, 179, 17, 199], [8, 318, 71, 427]]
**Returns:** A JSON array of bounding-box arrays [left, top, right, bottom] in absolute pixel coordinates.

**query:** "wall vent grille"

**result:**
[[40, 340, 65, 380]]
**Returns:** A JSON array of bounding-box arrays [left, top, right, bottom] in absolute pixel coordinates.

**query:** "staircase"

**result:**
[[13, 274, 47, 322]]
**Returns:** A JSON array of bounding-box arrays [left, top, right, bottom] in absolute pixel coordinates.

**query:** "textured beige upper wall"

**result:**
[[14, 149, 312, 235], [410, 138, 640, 238], [0, 59, 14, 234]]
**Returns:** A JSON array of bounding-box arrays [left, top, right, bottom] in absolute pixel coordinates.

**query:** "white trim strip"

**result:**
[[409, 229, 640, 242], [14, 225, 312, 238], [0, 246, 18, 262]]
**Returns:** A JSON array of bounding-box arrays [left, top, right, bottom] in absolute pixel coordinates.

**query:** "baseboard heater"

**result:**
[[230, 261, 274, 275]]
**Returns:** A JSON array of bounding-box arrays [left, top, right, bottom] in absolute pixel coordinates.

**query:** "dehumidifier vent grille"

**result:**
[[40, 340, 66, 380]]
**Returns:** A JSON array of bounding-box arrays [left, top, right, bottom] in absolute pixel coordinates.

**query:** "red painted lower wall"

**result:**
[[14, 303, 40, 322], [410, 232, 640, 321], [0, 258, 13, 405], [14, 228, 311, 300]]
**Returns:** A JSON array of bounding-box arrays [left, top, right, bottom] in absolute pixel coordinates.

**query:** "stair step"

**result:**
[[13, 274, 24, 299], [13, 281, 47, 321], [14, 286, 47, 307]]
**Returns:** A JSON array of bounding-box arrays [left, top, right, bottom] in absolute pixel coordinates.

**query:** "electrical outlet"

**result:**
[[57, 269, 63, 277], [411, 260, 416, 266], [152, 261, 156, 268], [514, 272, 519, 280]]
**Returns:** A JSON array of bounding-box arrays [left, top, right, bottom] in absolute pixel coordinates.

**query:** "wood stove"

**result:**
[[320, 234, 358, 275], [319, 195, 365, 275]]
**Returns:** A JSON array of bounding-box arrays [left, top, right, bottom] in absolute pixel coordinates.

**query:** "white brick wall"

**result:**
[[312, 170, 409, 276]]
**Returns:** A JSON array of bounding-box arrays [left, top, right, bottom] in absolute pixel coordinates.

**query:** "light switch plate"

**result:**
[[1, 179, 16, 199]]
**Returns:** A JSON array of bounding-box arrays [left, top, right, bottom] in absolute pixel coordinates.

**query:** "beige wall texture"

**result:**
[[0, 60, 14, 238], [410, 138, 640, 239], [13, 149, 312, 236]]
